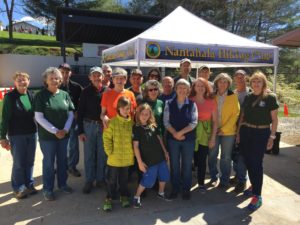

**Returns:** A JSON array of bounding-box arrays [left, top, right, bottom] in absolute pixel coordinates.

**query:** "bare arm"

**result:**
[[100, 107, 110, 129], [157, 135, 169, 161], [267, 109, 278, 150], [133, 141, 147, 173]]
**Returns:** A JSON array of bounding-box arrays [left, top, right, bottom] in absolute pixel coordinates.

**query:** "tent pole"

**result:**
[[196, 67, 199, 78], [273, 65, 278, 93]]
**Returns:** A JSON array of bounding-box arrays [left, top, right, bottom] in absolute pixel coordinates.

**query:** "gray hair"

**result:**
[[175, 78, 190, 90], [112, 67, 128, 77], [143, 80, 161, 98], [42, 67, 62, 87], [213, 73, 232, 90]]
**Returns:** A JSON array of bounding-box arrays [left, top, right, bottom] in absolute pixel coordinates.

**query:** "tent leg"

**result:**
[[273, 66, 277, 94]]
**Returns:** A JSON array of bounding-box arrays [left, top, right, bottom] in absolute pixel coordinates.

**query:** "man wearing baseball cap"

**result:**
[[174, 58, 195, 85], [58, 63, 82, 177], [77, 66, 107, 194], [198, 65, 214, 91]]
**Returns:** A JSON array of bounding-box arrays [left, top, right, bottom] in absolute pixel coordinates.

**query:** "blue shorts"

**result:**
[[140, 161, 170, 188]]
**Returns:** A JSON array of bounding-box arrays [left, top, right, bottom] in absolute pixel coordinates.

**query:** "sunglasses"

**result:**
[[148, 88, 159, 92]]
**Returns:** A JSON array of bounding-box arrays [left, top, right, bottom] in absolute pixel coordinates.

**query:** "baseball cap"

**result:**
[[198, 65, 210, 72], [234, 70, 246, 76], [58, 63, 71, 71], [89, 66, 103, 74], [180, 58, 191, 65], [131, 68, 143, 76]]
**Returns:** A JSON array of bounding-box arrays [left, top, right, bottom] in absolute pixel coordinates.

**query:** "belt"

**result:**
[[242, 123, 270, 129], [83, 118, 102, 125]]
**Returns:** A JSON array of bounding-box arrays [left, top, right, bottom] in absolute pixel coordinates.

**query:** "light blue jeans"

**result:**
[[208, 135, 235, 185], [83, 121, 107, 183]]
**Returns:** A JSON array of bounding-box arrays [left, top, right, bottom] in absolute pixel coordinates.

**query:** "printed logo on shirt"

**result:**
[[259, 101, 266, 107]]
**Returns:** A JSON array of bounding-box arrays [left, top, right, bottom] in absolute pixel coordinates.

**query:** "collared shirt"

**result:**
[[217, 90, 228, 127], [77, 84, 106, 134], [163, 97, 198, 129]]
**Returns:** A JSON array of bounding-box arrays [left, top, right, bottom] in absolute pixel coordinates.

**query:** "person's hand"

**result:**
[[164, 152, 170, 162], [173, 132, 185, 141], [102, 115, 110, 129], [235, 133, 240, 144], [217, 128, 224, 135], [138, 161, 148, 173], [267, 138, 274, 150], [79, 134, 87, 142], [208, 138, 216, 149], [0, 139, 11, 150], [55, 130, 66, 139]]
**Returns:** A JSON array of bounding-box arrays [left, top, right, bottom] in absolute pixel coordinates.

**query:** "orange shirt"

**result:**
[[190, 97, 217, 121], [101, 89, 137, 119]]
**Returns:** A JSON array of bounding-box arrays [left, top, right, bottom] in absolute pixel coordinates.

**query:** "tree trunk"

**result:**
[[4, 0, 14, 40]]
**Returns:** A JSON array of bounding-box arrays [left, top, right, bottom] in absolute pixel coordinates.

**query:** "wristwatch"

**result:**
[[269, 134, 276, 140]]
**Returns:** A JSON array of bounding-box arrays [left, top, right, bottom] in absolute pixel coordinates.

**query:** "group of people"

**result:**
[[0, 58, 279, 212]]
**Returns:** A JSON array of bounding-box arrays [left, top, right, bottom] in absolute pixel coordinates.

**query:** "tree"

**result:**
[[3, 0, 15, 40]]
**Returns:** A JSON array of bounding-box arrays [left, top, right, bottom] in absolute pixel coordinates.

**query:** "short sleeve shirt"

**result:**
[[34, 88, 74, 140], [242, 93, 279, 125], [101, 89, 137, 119], [190, 97, 217, 121], [132, 125, 165, 167]]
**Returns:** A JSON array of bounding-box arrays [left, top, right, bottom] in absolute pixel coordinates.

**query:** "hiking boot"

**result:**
[[43, 191, 55, 201], [68, 168, 81, 177], [60, 185, 73, 194], [82, 182, 93, 194], [133, 197, 142, 208], [120, 196, 130, 208], [234, 182, 246, 193], [14, 189, 28, 199], [157, 193, 172, 202], [247, 195, 262, 211], [27, 186, 38, 195], [243, 186, 253, 197], [103, 199, 112, 211]]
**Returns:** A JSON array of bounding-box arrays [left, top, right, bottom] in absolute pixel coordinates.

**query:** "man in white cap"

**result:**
[[198, 65, 214, 91], [174, 58, 195, 85]]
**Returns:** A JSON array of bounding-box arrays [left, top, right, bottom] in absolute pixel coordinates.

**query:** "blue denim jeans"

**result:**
[[67, 120, 79, 169], [234, 154, 247, 183], [208, 135, 235, 185], [39, 138, 69, 192], [9, 133, 37, 192], [83, 121, 107, 183], [168, 139, 195, 193]]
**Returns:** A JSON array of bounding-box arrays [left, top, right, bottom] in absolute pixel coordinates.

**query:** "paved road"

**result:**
[[0, 142, 299, 225]]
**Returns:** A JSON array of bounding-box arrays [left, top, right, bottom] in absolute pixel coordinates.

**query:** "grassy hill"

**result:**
[[0, 31, 81, 56]]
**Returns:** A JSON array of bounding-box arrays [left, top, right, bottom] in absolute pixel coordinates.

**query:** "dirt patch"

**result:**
[[278, 117, 300, 146]]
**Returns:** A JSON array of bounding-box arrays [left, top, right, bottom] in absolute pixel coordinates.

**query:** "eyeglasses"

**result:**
[[148, 88, 159, 92]]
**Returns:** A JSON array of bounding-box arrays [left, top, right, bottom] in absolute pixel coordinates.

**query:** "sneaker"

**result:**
[[133, 197, 142, 208], [120, 196, 130, 208], [60, 185, 73, 194], [208, 179, 218, 187], [43, 191, 55, 201], [234, 182, 246, 193], [198, 185, 206, 194], [14, 189, 28, 199], [243, 186, 253, 197], [157, 193, 172, 202], [229, 176, 239, 185], [182, 191, 191, 200], [27, 186, 38, 195], [68, 168, 81, 177], [247, 195, 262, 211], [82, 182, 93, 194], [217, 183, 229, 189], [103, 198, 112, 211], [168, 191, 178, 199]]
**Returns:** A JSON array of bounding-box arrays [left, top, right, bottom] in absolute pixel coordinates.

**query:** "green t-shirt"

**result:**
[[132, 125, 165, 167], [34, 88, 74, 140], [242, 93, 279, 126]]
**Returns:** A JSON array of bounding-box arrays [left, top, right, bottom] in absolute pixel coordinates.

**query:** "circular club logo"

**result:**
[[146, 42, 160, 59]]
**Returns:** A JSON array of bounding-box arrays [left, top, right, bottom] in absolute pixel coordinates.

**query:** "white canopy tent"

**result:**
[[102, 6, 279, 90]]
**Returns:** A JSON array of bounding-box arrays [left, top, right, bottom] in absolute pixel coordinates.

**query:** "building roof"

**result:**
[[56, 7, 161, 45], [272, 27, 300, 47], [13, 21, 43, 29]]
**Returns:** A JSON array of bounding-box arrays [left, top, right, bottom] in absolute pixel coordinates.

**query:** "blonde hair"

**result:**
[[13, 71, 30, 81], [249, 71, 268, 94], [135, 103, 157, 129]]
